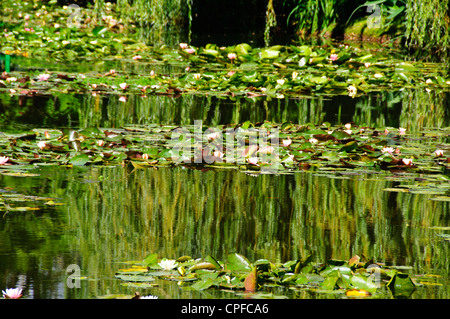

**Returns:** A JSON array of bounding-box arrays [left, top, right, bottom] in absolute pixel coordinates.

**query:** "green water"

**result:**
[[0, 144, 448, 298], [0, 57, 449, 300]]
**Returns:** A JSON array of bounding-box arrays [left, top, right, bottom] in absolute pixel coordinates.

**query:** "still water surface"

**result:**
[[0, 142, 448, 298], [0, 79, 449, 299]]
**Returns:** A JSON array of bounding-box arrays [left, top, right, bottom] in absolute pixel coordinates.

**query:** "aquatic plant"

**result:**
[[116, 253, 418, 298], [2, 288, 23, 299], [2, 42, 450, 98]]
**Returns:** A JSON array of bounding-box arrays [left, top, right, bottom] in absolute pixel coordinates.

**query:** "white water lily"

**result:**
[[347, 85, 357, 97], [140, 295, 158, 299], [247, 157, 259, 165], [402, 158, 413, 166], [2, 288, 22, 299], [37, 141, 47, 150], [158, 259, 178, 271]]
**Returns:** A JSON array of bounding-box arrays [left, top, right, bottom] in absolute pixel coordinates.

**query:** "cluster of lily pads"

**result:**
[[0, 122, 447, 175], [115, 252, 421, 298], [2, 41, 450, 98]]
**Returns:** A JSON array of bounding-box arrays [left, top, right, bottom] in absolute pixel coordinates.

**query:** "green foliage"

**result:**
[[116, 253, 418, 298], [404, 0, 450, 62]]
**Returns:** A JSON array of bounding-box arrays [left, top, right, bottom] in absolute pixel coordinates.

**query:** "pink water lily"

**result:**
[[185, 48, 195, 54], [227, 52, 237, 60], [329, 53, 338, 61], [0, 156, 9, 165], [2, 288, 22, 299], [434, 149, 444, 157], [119, 83, 128, 90], [179, 43, 188, 49], [282, 137, 292, 147], [247, 157, 259, 165], [37, 73, 50, 81], [381, 147, 394, 154]]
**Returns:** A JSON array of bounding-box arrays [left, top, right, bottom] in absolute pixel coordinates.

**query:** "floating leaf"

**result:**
[[191, 279, 214, 291], [227, 253, 251, 272], [114, 274, 155, 282], [387, 273, 415, 296], [244, 267, 257, 292], [69, 154, 90, 166]]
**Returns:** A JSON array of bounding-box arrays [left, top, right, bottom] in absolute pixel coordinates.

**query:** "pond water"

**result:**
[[0, 84, 449, 299]]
